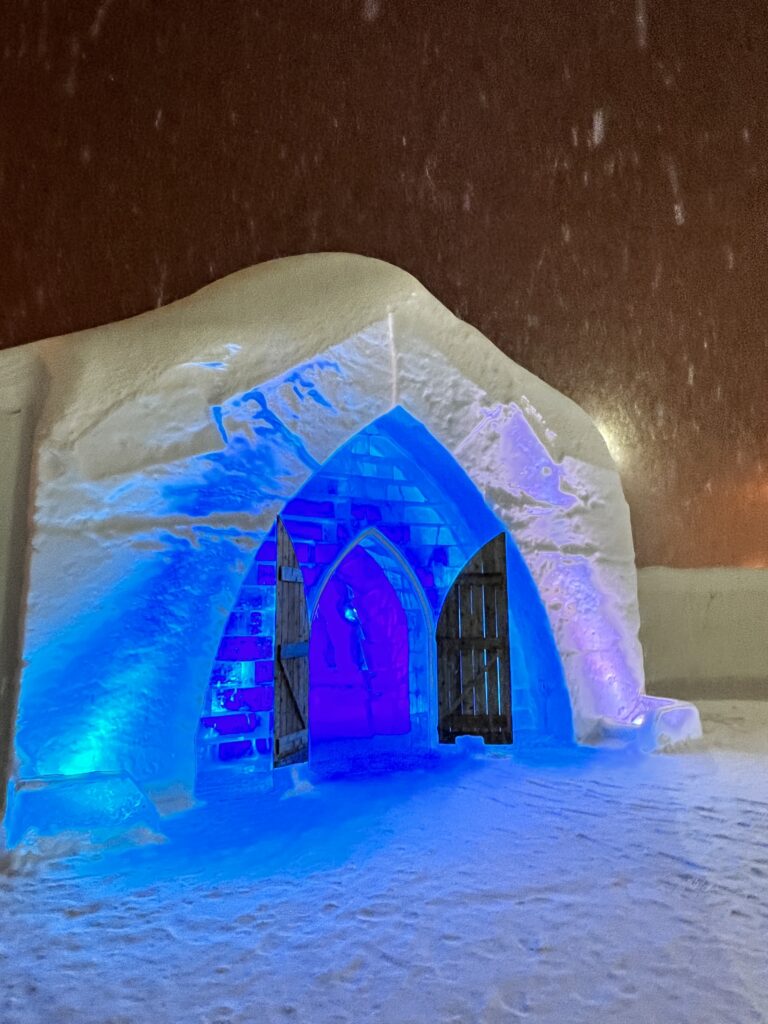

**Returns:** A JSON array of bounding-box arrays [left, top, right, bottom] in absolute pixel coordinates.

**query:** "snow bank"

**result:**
[[639, 567, 768, 697]]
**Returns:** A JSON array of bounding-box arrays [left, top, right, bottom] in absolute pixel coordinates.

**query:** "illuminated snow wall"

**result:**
[[1, 253, 701, 843], [196, 409, 570, 789]]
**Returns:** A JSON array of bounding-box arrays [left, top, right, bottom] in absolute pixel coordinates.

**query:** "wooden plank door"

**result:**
[[273, 518, 310, 766], [436, 533, 513, 744]]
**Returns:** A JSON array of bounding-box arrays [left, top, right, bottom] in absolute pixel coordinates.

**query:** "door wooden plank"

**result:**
[[273, 518, 310, 766], [436, 533, 513, 744], [281, 641, 309, 660], [437, 569, 460, 740], [276, 656, 306, 726], [275, 728, 309, 759], [446, 653, 500, 715]]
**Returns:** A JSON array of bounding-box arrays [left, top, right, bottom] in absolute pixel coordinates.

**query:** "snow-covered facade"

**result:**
[[0, 253, 700, 844]]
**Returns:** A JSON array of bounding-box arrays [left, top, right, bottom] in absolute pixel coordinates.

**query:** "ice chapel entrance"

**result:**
[[273, 522, 512, 772], [196, 407, 566, 789]]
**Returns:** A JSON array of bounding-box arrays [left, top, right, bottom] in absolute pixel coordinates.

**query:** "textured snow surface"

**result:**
[[2, 700, 766, 1024]]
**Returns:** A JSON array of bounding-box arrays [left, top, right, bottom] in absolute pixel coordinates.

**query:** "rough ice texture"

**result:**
[[639, 567, 768, 698], [0, 349, 43, 814], [0, 253, 699, 824]]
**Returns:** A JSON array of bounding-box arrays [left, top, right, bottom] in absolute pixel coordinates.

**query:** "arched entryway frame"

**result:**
[[196, 406, 572, 793]]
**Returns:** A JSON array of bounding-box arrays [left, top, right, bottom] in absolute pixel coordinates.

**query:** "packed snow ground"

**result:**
[[2, 699, 768, 1024]]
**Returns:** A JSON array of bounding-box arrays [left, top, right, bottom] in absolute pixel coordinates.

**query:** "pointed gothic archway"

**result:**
[[196, 406, 572, 795]]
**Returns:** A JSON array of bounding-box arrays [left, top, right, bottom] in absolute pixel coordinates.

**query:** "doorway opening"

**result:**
[[306, 530, 432, 773], [197, 407, 570, 792]]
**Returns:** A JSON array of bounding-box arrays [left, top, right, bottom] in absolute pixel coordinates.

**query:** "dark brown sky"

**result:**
[[1, 1, 766, 567]]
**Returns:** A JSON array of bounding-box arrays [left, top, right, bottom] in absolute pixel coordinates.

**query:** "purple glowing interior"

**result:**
[[309, 546, 411, 742]]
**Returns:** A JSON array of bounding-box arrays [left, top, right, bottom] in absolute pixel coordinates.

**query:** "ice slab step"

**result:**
[[588, 694, 703, 752]]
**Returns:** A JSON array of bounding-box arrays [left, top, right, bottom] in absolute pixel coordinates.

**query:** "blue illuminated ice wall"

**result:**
[[196, 408, 572, 785], [7, 401, 571, 842]]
